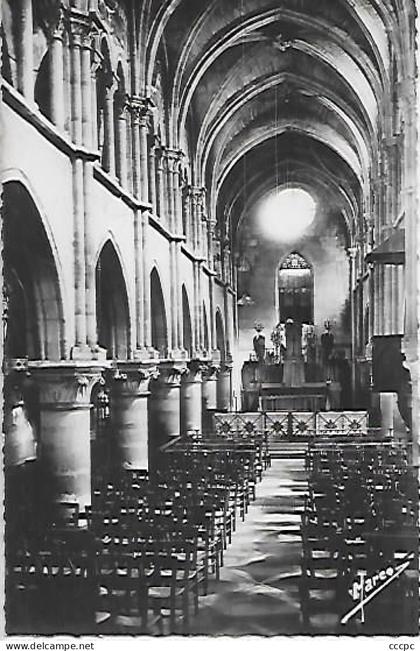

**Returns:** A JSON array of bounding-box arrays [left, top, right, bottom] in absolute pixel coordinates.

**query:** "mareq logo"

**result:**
[[341, 551, 415, 625]]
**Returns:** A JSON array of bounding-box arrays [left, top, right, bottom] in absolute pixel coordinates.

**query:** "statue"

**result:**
[[321, 321, 334, 379], [253, 323, 265, 362], [270, 322, 284, 362]]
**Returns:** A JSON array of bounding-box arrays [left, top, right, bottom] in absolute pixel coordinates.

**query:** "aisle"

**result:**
[[191, 456, 308, 635]]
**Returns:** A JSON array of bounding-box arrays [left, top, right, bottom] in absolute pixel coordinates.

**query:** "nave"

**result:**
[[6, 425, 417, 636], [2, 0, 420, 638]]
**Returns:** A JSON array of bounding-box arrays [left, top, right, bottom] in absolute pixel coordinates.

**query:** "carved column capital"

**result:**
[[49, 8, 68, 42], [182, 360, 205, 383], [110, 362, 159, 395], [127, 96, 154, 125], [30, 363, 104, 409], [202, 363, 220, 381], [155, 362, 188, 386], [69, 16, 91, 47]]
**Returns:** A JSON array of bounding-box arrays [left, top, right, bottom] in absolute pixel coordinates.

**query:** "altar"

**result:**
[[241, 319, 343, 412]]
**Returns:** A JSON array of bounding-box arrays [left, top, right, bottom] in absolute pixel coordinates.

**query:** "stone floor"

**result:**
[[190, 456, 309, 635], [189, 452, 418, 637]]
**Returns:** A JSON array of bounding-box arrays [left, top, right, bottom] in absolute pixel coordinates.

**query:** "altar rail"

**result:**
[[213, 411, 370, 439]]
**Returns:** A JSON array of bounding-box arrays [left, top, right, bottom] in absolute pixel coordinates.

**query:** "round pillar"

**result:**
[[4, 369, 37, 469], [110, 364, 156, 470], [217, 365, 232, 411], [180, 362, 203, 436], [202, 365, 219, 434], [35, 366, 102, 511], [149, 364, 186, 448]]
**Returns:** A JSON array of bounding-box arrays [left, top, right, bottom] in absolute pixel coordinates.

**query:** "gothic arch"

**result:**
[[182, 285, 193, 356], [3, 180, 66, 361], [150, 267, 168, 357], [275, 251, 314, 325], [96, 240, 131, 359]]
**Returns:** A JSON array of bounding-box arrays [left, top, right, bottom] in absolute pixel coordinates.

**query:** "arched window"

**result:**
[[277, 252, 313, 324]]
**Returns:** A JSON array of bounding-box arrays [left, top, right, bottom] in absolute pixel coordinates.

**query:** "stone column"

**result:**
[[149, 364, 186, 448], [70, 29, 83, 145], [81, 33, 92, 148], [70, 26, 87, 352], [139, 111, 150, 203], [63, 35, 71, 135], [348, 247, 357, 394], [90, 52, 100, 150], [49, 15, 65, 130], [217, 364, 232, 412], [142, 209, 152, 349], [182, 186, 191, 242], [115, 95, 128, 188], [165, 150, 184, 353], [148, 135, 157, 210], [155, 145, 164, 219], [180, 362, 203, 436], [384, 264, 393, 335], [80, 33, 98, 351], [34, 365, 102, 510], [127, 99, 145, 351], [3, 364, 37, 469], [134, 209, 144, 350], [104, 85, 116, 175], [17, 0, 34, 101], [202, 364, 219, 434], [110, 364, 157, 470]]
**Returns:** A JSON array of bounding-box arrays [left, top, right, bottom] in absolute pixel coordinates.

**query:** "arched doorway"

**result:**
[[182, 286, 192, 356], [276, 252, 313, 324], [150, 268, 168, 357], [96, 241, 130, 359]]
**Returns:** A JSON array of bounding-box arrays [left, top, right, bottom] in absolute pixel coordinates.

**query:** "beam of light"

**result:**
[[258, 188, 316, 242]]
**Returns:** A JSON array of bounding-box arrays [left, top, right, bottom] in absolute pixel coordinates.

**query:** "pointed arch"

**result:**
[[3, 180, 65, 361], [96, 240, 131, 359], [276, 252, 314, 324], [34, 51, 50, 120], [182, 285, 193, 356], [150, 267, 168, 357]]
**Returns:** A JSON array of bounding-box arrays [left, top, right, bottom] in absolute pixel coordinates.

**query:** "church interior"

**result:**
[[2, 0, 419, 637]]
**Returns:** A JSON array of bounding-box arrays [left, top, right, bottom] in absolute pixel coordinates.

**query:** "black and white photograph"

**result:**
[[1, 0, 419, 643]]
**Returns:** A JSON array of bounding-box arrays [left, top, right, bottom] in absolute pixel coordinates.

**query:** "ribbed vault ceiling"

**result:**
[[141, 0, 413, 244]]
